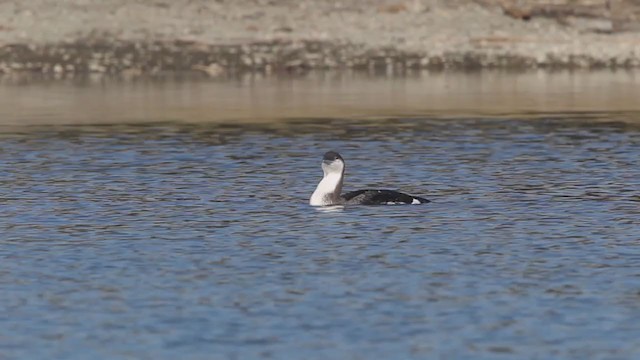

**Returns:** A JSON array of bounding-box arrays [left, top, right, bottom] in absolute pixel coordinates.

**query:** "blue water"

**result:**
[[1, 118, 640, 359]]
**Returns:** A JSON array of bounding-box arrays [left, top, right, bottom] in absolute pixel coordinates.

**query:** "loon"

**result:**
[[309, 151, 430, 206]]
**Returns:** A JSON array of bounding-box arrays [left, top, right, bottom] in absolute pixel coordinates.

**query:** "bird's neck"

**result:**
[[310, 171, 344, 206]]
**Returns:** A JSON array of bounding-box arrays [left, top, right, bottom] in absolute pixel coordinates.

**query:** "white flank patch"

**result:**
[[411, 198, 421, 204]]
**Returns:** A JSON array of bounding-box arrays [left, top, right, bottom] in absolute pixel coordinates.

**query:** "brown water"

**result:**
[[1, 70, 640, 127]]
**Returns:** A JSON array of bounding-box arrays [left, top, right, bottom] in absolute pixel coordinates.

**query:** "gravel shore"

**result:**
[[1, 0, 639, 75]]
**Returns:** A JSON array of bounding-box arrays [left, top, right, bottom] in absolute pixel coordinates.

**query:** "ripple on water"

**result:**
[[1, 118, 640, 359]]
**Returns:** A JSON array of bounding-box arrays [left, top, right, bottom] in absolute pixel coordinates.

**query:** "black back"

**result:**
[[341, 189, 429, 205]]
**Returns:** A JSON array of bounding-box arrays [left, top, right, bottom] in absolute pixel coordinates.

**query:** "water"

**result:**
[[1, 115, 640, 359], [2, 70, 640, 126]]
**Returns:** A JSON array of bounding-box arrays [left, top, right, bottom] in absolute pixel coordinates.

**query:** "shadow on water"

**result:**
[[1, 72, 640, 359]]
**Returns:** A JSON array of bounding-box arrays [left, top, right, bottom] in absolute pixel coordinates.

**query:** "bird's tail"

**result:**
[[413, 195, 430, 204]]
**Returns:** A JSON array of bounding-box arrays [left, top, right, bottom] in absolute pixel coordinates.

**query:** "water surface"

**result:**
[[1, 116, 640, 359], [2, 70, 640, 126]]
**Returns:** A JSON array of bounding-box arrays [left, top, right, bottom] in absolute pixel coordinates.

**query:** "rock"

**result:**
[[192, 62, 225, 76]]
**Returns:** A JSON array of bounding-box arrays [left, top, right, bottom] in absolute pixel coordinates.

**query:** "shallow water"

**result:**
[[1, 116, 640, 359], [2, 70, 640, 126]]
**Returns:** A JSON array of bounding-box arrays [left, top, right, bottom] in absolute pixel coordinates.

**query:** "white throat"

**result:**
[[310, 172, 344, 206]]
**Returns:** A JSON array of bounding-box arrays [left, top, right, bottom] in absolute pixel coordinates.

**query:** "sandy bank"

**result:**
[[1, 0, 639, 75]]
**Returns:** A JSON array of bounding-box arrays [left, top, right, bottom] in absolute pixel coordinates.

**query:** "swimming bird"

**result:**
[[309, 151, 429, 206]]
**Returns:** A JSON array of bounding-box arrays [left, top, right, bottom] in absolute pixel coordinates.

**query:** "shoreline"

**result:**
[[2, 37, 640, 78], [1, 1, 640, 76]]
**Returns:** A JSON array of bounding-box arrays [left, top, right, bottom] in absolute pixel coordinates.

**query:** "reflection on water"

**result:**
[[314, 205, 346, 213], [1, 117, 639, 358], [1, 70, 640, 127]]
